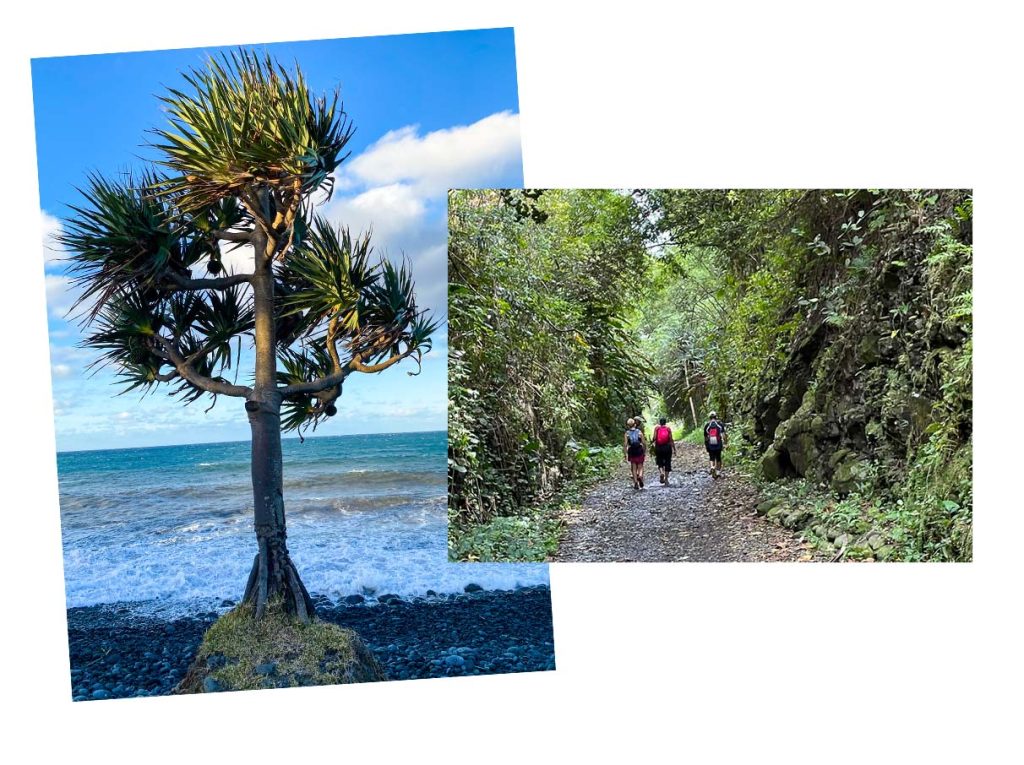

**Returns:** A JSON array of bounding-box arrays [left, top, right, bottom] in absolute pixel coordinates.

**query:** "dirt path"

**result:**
[[552, 444, 819, 562]]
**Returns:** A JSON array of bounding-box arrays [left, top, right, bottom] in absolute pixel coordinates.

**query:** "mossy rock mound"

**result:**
[[176, 603, 386, 694], [760, 447, 786, 480], [830, 453, 871, 495], [755, 498, 784, 516]]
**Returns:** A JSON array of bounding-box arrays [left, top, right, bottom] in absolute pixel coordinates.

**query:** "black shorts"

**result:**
[[654, 445, 672, 470], [707, 447, 722, 461]]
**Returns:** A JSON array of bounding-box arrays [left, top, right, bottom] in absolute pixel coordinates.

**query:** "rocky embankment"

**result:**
[[67, 585, 555, 700], [751, 192, 972, 500]]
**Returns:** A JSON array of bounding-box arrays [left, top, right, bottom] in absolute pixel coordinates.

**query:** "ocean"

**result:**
[[57, 430, 548, 612]]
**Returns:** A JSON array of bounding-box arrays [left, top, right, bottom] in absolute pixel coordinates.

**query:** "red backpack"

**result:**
[[654, 426, 672, 446], [705, 422, 723, 448]]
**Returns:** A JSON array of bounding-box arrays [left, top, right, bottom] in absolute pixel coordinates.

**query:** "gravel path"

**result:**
[[553, 444, 818, 562]]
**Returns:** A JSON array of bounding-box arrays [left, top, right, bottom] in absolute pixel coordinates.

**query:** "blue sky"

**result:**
[[33, 28, 522, 452]]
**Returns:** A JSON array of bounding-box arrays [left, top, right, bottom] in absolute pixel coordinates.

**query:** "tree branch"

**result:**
[[163, 272, 251, 291], [155, 336, 252, 397], [350, 353, 417, 375], [280, 365, 351, 396], [324, 316, 343, 374], [279, 347, 418, 396], [274, 178, 303, 262], [213, 229, 254, 243]]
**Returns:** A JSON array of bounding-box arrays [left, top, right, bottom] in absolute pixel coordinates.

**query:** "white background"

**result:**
[[2, 1, 1020, 762]]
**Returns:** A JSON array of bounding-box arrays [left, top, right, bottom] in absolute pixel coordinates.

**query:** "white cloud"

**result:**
[[313, 111, 521, 317], [386, 404, 439, 418], [406, 243, 448, 311], [327, 183, 426, 242], [50, 344, 91, 365], [53, 397, 74, 417], [339, 111, 522, 193], [347, 397, 447, 420], [52, 363, 72, 377], [192, 241, 255, 281], [41, 213, 87, 319], [320, 186, 442, 312], [219, 242, 256, 276], [415, 243, 447, 274], [42, 210, 65, 270], [45, 274, 77, 317]]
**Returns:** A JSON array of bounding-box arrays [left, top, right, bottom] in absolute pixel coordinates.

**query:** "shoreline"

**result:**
[[67, 586, 555, 700]]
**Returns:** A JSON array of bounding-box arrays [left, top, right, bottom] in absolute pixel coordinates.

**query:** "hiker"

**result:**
[[703, 411, 727, 478], [623, 417, 647, 490], [651, 417, 676, 485]]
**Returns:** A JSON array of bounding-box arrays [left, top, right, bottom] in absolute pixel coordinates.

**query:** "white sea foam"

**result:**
[[61, 493, 548, 608], [58, 433, 549, 610]]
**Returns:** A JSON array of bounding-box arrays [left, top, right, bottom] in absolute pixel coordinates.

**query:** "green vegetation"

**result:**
[[177, 602, 386, 693], [450, 445, 620, 561], [448, 189, 972, 562], [448, 189, 647, 559]]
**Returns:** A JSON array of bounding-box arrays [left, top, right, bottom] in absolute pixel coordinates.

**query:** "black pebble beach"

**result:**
[[67, 586, 555, 700]]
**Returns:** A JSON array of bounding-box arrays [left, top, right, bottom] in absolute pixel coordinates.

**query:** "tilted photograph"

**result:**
[[35, 29, 553, 701], [448, 189, 973, 563]]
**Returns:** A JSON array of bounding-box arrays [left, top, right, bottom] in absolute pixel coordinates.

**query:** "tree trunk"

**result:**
[[240, 229, 316, 622], [684, 359, 699, 430], [240, 389, 316, 621]]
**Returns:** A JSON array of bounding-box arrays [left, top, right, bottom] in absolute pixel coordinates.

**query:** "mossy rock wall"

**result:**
[[749, 194, 972, 500], [176, 603, 386, 694]]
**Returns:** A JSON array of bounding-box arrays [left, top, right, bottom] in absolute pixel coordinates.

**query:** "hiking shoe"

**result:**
[[639, 476, 645, 488]]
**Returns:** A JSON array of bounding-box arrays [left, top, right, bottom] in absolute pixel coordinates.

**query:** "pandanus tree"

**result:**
[[58, 51, 437, 622]]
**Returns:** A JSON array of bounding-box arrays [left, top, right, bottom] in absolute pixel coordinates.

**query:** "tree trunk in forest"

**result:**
[[684, 359, 699, 430], [240, 231, 316, 622]]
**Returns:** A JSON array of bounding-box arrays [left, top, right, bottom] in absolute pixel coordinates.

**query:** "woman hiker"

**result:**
[[703, 411, 728, 478], [651, 417, 676, 485], [623, 417, 647, 490]]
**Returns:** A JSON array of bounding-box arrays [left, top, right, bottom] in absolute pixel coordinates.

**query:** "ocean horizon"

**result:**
[[55, 427, 446, 455]]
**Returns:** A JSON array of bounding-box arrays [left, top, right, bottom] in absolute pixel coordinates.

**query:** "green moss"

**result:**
[[759, 446, 785, 481], [177, 602, 385, 693]]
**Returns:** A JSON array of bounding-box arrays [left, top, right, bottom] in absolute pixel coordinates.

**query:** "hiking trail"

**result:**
[[552, 444, 820, 562]]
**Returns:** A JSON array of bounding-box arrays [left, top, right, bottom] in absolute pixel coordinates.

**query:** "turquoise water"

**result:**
[[57, 431, 548, 608]]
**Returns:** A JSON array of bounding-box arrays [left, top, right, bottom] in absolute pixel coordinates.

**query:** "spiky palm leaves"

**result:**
[[153, 50, 353, 213], [84, 284, 254, 403], [60, 171, 249, 316], [277, 216, 440, 434], [281, 218, 438, 364]]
